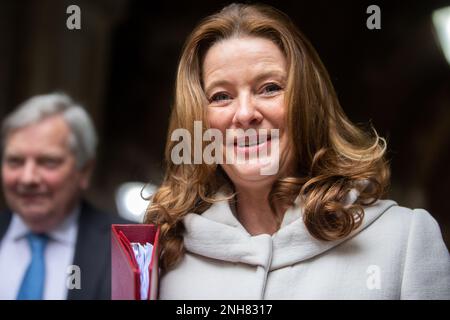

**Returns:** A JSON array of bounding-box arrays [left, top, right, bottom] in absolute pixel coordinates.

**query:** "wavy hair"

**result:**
[[145, 3, 390, 270]]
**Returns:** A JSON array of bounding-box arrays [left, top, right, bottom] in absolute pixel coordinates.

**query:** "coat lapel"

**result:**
[[183, 193, 398, 271], [270, 199, 398, 270]]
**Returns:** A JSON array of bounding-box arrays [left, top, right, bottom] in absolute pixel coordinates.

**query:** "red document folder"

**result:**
[[111, 224, 160, 300]]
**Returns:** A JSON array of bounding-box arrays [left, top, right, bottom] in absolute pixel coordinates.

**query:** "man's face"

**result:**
[[1, 115, 91, 233]]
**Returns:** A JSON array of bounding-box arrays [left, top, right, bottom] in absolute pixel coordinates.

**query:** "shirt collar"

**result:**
[[48, 206, 80, 245], [8, 206, 80, 246]]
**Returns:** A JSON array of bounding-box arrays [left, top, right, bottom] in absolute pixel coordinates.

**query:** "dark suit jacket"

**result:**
[[0, 200, 132, 300]]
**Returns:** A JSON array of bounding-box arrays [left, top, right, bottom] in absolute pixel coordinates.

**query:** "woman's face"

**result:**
[[203, 36, 294, 189]]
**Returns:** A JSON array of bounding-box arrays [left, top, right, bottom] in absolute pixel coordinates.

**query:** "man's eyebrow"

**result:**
[[204, 70, 287, 94], [37, 154, 65, 159], [3, 152, 21, 158]]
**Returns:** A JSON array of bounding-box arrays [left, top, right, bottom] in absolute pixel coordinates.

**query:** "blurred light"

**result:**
[[433, 6, 450, 65], [115, 182, 157, 222]]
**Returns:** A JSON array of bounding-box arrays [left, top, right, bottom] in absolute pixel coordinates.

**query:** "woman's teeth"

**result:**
[[236, 137, 271, 147]]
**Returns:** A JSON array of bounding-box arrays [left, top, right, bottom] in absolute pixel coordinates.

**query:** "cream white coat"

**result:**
[[160, 195, 450, 299]]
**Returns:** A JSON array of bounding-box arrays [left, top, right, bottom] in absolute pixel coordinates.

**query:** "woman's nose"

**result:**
[[233, 93, 262, 127]]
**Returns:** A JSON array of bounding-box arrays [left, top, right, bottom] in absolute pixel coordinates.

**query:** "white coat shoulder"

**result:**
[[369, 202, 450, 299]]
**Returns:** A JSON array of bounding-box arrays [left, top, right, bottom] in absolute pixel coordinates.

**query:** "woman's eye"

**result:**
[[210, 92, 230, 103], [262, 83, 282, 94]]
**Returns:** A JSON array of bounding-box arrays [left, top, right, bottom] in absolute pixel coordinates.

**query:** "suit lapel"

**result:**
[[68, 202, 110, 300], [0, 210, 12, 242]]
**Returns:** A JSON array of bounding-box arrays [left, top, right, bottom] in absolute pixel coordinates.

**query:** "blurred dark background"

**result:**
[[0, 0, 449, 247]]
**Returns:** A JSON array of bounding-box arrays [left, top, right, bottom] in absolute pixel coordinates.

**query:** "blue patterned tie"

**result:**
[[16, 233, 48, 300]]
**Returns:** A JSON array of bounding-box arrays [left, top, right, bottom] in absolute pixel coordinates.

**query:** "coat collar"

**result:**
[[182, 192, 397, 271]]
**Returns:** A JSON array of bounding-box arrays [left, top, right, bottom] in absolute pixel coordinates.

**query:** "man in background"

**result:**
[[0, 93, 129, 299]]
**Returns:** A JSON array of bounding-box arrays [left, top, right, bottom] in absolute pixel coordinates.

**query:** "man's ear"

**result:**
[[79, 159, 95, 190]]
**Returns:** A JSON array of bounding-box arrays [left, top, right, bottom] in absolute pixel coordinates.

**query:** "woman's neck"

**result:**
[[234, 185, 284, 236]]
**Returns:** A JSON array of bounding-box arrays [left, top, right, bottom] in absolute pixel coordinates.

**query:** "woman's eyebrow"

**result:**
[[204, 79, 232, 95], [204, 70, 286, 94], [253, 70, 287, 83]]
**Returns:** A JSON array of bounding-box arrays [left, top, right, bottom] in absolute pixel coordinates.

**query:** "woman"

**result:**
[[145, 3, 450, 299]]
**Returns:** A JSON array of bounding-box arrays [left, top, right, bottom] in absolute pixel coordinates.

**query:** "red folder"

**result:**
[[111, 224, 160, 300]]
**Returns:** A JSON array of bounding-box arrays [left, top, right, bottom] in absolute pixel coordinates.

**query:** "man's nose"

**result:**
[[233, 93, 263, 127], [18, 161, 40, 185]]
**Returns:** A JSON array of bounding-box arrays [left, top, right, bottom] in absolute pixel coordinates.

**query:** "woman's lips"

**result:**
[[234, 136, 271, 147], [231, 136, 273, 158], [231, 133, 272, 146]]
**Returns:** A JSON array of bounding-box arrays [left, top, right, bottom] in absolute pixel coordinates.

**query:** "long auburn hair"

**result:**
[[145, 3, 390, 270]]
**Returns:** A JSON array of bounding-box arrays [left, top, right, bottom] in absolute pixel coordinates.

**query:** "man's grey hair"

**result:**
[[1, 92, 98, 168]]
